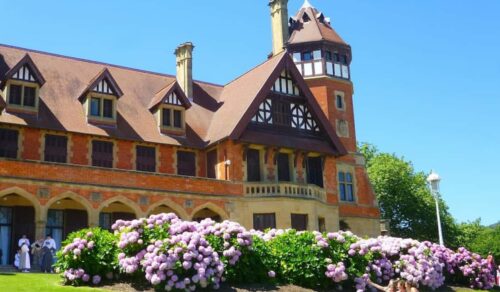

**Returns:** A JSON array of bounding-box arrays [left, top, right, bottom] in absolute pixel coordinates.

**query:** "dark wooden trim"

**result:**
[[1, 54, 46, 89], [227, 53, 347, 156], [148, 81, 192, 111], [78, 68, 124, 101]]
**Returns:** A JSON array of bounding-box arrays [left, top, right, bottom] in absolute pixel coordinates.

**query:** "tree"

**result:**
[[457, 220, 500, 260], [359, 143, 460, 246]]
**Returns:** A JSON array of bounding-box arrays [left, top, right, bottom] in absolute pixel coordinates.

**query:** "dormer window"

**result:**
[[148, 82, 191, 135], [1, 54, 45, 113], [89, 95, 114, 119], [79, 68, 123, 125], [160, 92, 184, 131]]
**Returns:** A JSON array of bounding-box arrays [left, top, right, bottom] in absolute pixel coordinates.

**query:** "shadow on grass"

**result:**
[[0, 272, 16, 276]]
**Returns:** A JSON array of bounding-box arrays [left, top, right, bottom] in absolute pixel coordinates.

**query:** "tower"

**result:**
[[287, 0, 357, 152]]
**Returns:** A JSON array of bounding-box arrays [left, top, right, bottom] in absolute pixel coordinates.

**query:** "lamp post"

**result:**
[[427, 170, 444, 246]]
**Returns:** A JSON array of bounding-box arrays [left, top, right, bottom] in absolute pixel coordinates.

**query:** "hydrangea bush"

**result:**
[[56, 213, 496, 291], [55, 228, 117, 286]]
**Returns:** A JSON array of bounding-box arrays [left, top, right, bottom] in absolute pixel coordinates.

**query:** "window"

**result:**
[[339, 171, 354, 202], [306, 156, 323, 187], [89, 96, 114, 119], [44, 134, 67, 163], [251, 99, 272, 124], [136, 145, 156, 172], [277, 153, 291, 182], [91, 140, 113, 168], [161, 107, 184, 130], [173, 110, 182, 128], [103, 99, 113, 118], [318, 217, 326, 232], [99, 213, 112, 231], [325, 51, 333, 61], [253, 213, 276, 231], [177, 151, 196, 176], [0, 128, 19, 158], [246, 149, 261, 182], [271, 71, 300, 96], [273, 100, 291, 126], [162, 108, 171, 127], [291, 214, 308, 231], [206, 149, 217, 179], [7, 84, 37, 107], [336, 119, 349, 137], [336, 94, 344, 110], [302, 51, 313, 61]]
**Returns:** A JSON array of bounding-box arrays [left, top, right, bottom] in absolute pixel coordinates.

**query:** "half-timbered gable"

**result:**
[[1, 54, 45, 113], [149, 81, 191, 135], [235, 53, 345, 155], [78, 68, 123, 125]]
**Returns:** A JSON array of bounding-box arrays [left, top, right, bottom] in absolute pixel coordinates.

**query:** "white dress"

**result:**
[[18, 238, 31, 270]]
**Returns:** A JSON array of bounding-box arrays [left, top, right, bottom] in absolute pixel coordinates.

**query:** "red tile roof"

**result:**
[[0, 44, 345, 154], [288, 5, 347, 46]]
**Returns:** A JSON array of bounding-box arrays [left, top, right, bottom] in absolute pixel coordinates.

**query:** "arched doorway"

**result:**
[[46, 197, 89, 249], [99, 202, 136, 231], [0, 194, 36, 265], [148, 204, 179, 217], [192, 208, 222, 222]]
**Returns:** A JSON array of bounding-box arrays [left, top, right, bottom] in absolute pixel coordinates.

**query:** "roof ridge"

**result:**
[[0, 43, 223, 88], [222, 52, 285, 88]]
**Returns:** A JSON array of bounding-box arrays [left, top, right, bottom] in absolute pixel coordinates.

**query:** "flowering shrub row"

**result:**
[[56, 213, 496, 291]]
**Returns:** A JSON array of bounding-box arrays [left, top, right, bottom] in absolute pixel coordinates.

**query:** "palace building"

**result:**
[[0, 0, 380, 265]]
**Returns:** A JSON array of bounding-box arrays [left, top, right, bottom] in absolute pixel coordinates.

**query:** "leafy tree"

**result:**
[[457, 220, 500, 260], [358, 143, 459, 247]]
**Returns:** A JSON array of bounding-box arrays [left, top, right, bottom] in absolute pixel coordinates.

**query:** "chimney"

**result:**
[[269, 0, 289, 56], [174, 42, 194, 99]]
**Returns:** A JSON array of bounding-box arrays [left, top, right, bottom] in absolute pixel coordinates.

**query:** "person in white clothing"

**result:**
[[18, 235, 31, 272], [43, 235, 56, 251]]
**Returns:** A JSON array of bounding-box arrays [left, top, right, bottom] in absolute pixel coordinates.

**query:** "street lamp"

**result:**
[[427, 170, 444, 246]]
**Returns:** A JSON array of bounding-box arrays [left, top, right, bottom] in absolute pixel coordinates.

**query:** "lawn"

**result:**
[[0, 272, 105, 292], [0, 272, 499, 292]]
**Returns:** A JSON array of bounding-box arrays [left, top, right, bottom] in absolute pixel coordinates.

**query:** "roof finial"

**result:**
[[301, 0, 313, 9]]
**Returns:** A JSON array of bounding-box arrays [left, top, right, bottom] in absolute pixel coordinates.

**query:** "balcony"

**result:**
[[244, 182, 326, 202]]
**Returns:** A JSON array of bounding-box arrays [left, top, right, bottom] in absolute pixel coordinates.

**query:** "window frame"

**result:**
[[246, 148, 262, 182], [338, 168, 355, 202], [206, 148, 218, 179], [0, 127, 19, 159], [43, 133, 68, 163], [176, 150, 196, 177], [159, 104, 185, 132], [291, 213, 308, 231], [277, 152, 292, 182], [135, 144, 157, 172], [4, 80, 39, 112], [91, 140, 114, 168], [335, 91, 346, 111], [86, 93, 117, 122], [253, 213, 276, 231]]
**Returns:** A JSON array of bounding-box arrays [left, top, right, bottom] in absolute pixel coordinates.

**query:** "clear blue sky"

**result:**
[[1, 0, 499, 225]]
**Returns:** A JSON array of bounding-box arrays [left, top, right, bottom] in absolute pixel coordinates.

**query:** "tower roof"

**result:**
[[288, 1, 347, 46]]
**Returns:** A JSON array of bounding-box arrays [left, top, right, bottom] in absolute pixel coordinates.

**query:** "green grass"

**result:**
[[0, 273, 105, 292]]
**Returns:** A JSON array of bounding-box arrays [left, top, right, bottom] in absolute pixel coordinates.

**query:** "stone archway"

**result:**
[[191, 203, 228, 222], [0, 187, 39, 265], [44, 192, 92, 249], [97, 196, 141, 230], [146, 199, 189, 220]]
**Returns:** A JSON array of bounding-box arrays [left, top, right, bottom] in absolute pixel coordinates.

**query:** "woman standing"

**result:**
[[18, 235, 31, 272]]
